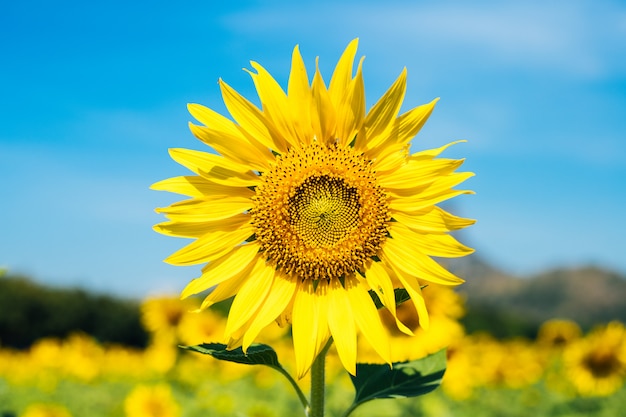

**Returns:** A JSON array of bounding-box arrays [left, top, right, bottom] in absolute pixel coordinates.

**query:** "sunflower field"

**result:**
[[2, 283, 625, 417]]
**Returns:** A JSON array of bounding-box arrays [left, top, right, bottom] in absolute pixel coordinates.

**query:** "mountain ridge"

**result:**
[[448, 255, 626, 336]]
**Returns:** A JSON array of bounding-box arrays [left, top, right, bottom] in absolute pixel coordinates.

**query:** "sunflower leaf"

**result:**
[[369, 288, 411, 309], [180, 342, 281, 367], [347, 349, 446, 412]]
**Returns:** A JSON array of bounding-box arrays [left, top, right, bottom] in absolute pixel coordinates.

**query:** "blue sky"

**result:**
[[1, 0, 625, 297]]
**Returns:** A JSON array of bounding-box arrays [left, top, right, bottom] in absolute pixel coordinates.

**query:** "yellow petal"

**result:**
[[368, 98, 438, 160], [199, 273, 247, 310], [287, 45, 314, 145], [168, 147, 260, 187], [410, 140, 467, 161], [370, 143, 409, 173], [363, 68, 407, 151], [225, 257, 275, 338], [292, 279, 330, 379], [382, 237, 465, 286], [389, 187, 474, 214], [180, 243, 260, 299], [151, 176, 255, 198], [390, 221, 474, 258], [188, 103, 272, 171], [335, 57, 365, 148], [247, 61, 298, 148], [242, 273, 297, 351], [392, 207, 476, 233], [153, 213, 248, 238], [419, 171, 475, 197], [378, 158, 465, 190], [329, 38, 359, 110], [383, 260, 430, 329], [327, 279, 357, 375], [155, 197, 252, 222], [311, 58, 336, 144], [345, 276, 392, 364], [165, 222, 254, 266], [219, 79, 287, 153], [364, 261, 413, 336]]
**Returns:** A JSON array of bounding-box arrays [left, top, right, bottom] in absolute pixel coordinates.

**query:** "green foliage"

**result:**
[[181, 343, 281, 367], [0, 275, 148, 349], [346, 349, 446, 415]]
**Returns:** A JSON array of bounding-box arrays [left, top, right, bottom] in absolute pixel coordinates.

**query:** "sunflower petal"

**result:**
[[180, 243, 260, 299], [391, 222, 474, 258], [220, 79, 287, 153], [329, 38, 358, 109], [247, 61, 298, 148], [199, 274, 247, 310], [242, 273, 297, 351], [151, 176, 254, 199], [390, 187, 474, 214], [363, 68, 407, 151], [393, 207, 476, 233], [383, 260, 430, 329], [168, 147, 260, 187], [225, 257, 275, 338], [364, 261, 413, 336], [326, 279, 357, 375], [154, 213, 248, 238], [378, 158, 465, 190], [187, 104, 272, 170], [155, 197, 252, 222], [382, 236, 465, 286], [287, 45, 314, 145], [311, 58, 336, 144], [345, 276, 392, 364], [292, 280, 330, 378], [335, 57, 365, 148], [164, 223, 254, 266]]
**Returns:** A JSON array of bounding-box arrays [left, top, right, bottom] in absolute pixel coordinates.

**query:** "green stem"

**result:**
[[310, 339, 333, 417], [272, 365, 310, 415]]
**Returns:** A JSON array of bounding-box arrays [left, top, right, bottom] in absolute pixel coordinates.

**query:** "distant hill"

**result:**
[[0, 274, 148, 349], [448, 256, 626, 338], [2, 258, 625, 347]]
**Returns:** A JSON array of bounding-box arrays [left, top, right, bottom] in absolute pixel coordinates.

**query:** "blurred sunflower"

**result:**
[[124, 384, 181, 417], [563, 321, 626, 396], [537, 319, 582, 349], [153, 39, 474, 377], [140, 296, 197, 339]]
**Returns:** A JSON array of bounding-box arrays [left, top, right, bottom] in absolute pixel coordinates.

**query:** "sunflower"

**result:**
[[563, 321, 626, 396], [124, 384, 181, 417], [153, 39, 474, 377], [537, 319, 582, 349]]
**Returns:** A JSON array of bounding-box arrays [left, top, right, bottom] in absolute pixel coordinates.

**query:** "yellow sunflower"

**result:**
[[537, 319, 582, 349], [153, 39, 474, 378], [563, 321, 626, 396], [124, 384, 181, 417]]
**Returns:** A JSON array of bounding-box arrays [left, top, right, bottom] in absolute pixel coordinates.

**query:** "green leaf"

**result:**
[[180, 342, 281, 367], [368, 288, 411, 310], [347, 349, 446, 412], [182, 342, 312, 412]]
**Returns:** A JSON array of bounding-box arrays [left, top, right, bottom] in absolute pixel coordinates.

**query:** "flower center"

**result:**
[[584, 350, 621, 378], [252, 143, 389, 282], [289, 176, 360, 247]]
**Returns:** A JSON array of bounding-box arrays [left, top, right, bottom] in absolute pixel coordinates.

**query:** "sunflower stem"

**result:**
[[272, 365, 310, 415], [310, 339, 332, 417]]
